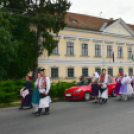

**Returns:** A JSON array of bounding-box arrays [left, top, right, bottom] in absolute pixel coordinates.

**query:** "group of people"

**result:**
[[19, 68, 51, 116], [91, 69, 108, 104], [91, 69, 134, 103], [114, 72, 134, 101]]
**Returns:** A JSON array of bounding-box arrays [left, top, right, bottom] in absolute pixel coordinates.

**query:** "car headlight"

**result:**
[[75, 88, 82, 92]]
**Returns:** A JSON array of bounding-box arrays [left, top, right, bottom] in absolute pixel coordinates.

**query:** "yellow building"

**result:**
[[37, 12, 134, 80]]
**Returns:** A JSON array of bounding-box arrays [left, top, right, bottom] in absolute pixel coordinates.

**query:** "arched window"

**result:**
[[119, 67, 124, 75], [129, 68, 133, 75], [108, 68, 113, 76], [95, 67, 101, 75]]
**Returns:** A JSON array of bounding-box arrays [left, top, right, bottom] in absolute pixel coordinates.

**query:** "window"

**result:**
[[52, 45, 58, 55], [108, 68, 113, 76], [82, 43, 88, 56], [128, 47, 132, 58], [95, 44, 101, 57], [119, 68, 124, 75], [82, 68, 88, 77], [107, 45, 113, 57], [129, 68, 133, 75], [108, 77, 114, 83], [118, 46, 123, 58], [67, 42, 74, 56], [51, 68, 59, 78], [77, 78, 92, 86], [67, 68, 74, 78], [95, 67, 101, 75]]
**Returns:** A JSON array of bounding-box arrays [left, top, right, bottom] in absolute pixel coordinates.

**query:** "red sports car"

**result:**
[[64, 76, 116, 101]]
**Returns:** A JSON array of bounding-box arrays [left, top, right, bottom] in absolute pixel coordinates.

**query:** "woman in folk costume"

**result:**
[[120, 73, 133, 101], [98, 69, 108, 104], [92, 72, 100, 103], [19, 76, 33, 109], [32, 73, 41, 114], [114, 72, 123, 100], [130, 72, 134, 88], [36, 68, 51, 116]]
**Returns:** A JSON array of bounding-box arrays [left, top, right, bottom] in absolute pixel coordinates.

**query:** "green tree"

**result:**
[[0, 13, 38, 80], [0, 0, 71, 80]]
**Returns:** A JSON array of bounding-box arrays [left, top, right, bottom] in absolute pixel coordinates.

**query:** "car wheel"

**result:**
[[112, 89, 117, 97], [83, 92, 91, 101]]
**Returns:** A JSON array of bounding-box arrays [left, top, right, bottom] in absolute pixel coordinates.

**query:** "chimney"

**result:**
[[109, 18, 114, 21]]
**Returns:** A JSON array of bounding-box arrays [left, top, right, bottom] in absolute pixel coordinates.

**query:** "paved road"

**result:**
[[1, 97, 134, 134]]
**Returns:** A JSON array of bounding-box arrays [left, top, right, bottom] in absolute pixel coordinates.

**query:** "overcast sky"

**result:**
[[69, 0, 134, 24]]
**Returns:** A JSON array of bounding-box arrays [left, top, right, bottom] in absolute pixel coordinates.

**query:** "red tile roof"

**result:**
[[65, 12, 134, 32]]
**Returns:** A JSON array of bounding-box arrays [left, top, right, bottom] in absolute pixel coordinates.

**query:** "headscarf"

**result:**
[[27, 76, 32, 81], [119, 72, 123, 76], [121, 73, 128, 84], [94, 72, 100, 78]]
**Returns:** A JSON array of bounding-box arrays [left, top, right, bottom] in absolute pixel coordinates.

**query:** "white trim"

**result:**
[[51, 33, 134, 45], [103, 18, 134, 37]]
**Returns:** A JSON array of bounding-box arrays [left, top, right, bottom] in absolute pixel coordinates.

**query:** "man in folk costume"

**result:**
[[36, 68, 51, 116], [98, 69, 108, 104]]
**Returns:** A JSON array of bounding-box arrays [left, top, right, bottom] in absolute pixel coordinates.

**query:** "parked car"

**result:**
[[64, 76, 116, 101]]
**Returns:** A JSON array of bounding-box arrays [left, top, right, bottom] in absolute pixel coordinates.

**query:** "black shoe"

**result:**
[[43, 107, 50, 115], [32, 111, 38, 114], [19, 107, 23, 110], [35, 108, 42, 116]]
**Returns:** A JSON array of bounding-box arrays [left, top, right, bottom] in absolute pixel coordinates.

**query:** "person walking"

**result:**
[[36, 68, 51, 116], [32, 73, 41, 114], [19, 76, 33, 109], [114, 72, 123, 100], [92, 72, 100, 103], [98, 69, 108, 104], [120, 73, 133, 101]]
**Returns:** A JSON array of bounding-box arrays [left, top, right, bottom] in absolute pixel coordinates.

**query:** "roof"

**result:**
[[65, 12, 134, 32]]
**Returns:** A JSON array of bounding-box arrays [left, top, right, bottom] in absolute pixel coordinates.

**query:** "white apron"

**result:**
[[38, 77, 51, 108]]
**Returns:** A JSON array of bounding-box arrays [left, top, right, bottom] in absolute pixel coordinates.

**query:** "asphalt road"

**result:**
[[1, 97, 134, 134]]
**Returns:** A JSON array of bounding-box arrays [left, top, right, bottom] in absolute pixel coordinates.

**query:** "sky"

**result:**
[[69, 0, 134, 24]]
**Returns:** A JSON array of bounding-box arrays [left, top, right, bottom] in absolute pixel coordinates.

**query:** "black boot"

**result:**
[[100, 99, 105, 104], [43, 107, 50, 115], [35, 108, 42, 116]]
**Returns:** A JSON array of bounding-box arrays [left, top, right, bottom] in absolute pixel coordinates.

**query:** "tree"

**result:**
[[0, 0, 71, 80], [0, 13, 38, 80]]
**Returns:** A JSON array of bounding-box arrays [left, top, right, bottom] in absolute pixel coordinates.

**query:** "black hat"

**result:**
[[40, 68, 45, 71]]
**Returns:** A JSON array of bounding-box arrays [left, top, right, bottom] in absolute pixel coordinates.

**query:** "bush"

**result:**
[[0, 79, 76, 103], [0, 79, 34, 103]]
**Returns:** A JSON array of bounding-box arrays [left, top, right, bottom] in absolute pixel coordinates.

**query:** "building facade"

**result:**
[[35, 13, 134, 80]]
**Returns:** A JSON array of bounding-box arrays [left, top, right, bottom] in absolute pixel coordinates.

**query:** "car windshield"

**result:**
[[77, 78, 92, 86]]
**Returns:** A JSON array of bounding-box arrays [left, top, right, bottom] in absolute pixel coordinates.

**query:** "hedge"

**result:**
[[0, 79, 76, 103]]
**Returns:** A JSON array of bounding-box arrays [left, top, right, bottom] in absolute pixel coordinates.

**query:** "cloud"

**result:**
[[69, 0, 134, 24]]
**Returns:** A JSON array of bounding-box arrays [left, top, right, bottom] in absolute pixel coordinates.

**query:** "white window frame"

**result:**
[[127, 47, 132, 58], [118, 46, 123, 58], [82, 67, 89, 77], [66, 41, 75, 56], [50, 67, 59, 78], [52, 41, 59, 55], [108, 67, 113, 76], [107, 45, 113, 58], [81, 42, 89, 57], [94, 44, 101, 57], [119, 67, 124, 75], [66, 67, 75, 78], [95, 67, 101, 75], [128, 67, 133, 75]]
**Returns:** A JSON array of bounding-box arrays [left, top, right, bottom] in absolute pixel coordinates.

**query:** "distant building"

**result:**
[[33, 12, 134, 79]]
